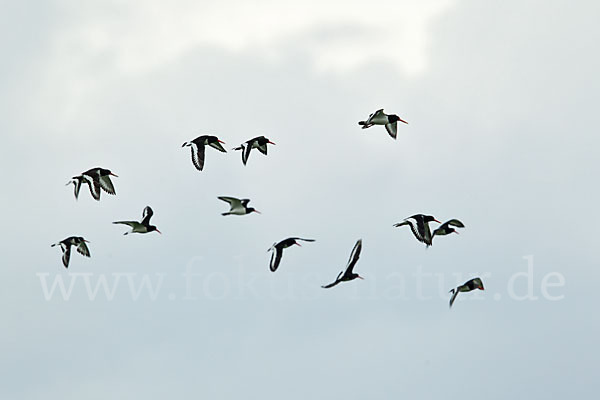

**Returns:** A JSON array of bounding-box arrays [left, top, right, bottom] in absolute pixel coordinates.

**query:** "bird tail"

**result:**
[[182, 141, 190, 147], [358, 121, 372, 129], [232, 146, 243, 151], [221, 212, 231, 216]]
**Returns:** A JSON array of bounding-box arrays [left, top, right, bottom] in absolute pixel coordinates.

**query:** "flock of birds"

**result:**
[[52, 109, 484, 308]]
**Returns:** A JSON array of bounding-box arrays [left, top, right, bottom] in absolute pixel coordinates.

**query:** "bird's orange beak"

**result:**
[[434, 219, 441, 224], [254, 210, 262, 214], [268, 141, 276, 145], [218, 140, 226, 144], [358, 275, 364, 280], [156, 229, 162, 234], [399, 118, 408, 124], [110, 173, 119, 177]]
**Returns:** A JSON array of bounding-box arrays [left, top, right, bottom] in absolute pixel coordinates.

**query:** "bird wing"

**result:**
[[218, 197, 243, 212], [190, 142, 206, 171], [322, 270, 344, 289], [385, 121, 398, 139], [241, 199, 251, 207], [395, 218, 425, 243], [76, 240, 90, 257], [345, 239, 362, 274], [242, 143, 252, 165], [208, 140, 227, 153], [290, 238, 316, 243], [99, 175, 116, 195], [113, 221, 144, 229], [61, 244, 71, 268], [449, 288, 460, 308], [141, 206, 154, 225], [269, 247, 284, 272], [446, 219, 465, 228], [84, 176, 101, 201]]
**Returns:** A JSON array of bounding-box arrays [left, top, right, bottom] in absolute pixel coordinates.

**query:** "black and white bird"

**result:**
[[268, 237, 315, 272], [66, 175, 90, 200], [432, 219, 465, 240], [80, 167, 118, 200], [322, 239, 364, 289], [449, 277, 485, 308], [218, 197, 260, 216], [393, 214, 441, 247], [113, 206, 161, 235], [51, 236, 90, 268], [232, 136, 275, 165], [358, 109, 408, 139], [182, 135, 227, 171]]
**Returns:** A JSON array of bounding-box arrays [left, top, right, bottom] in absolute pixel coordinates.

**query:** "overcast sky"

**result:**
[[1, 0, 599, 399]]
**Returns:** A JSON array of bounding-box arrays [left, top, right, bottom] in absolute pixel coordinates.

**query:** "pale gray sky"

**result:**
[[1, 1, 598, 399]]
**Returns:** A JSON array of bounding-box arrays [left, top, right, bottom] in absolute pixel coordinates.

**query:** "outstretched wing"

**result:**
[[345, 239, 362, 274], [85, 176, 101, 201], [76, 241, 90, 257], [445, 219, 465, 228], [99, 175, 116, 195], [208, 140, 227, 153], [449, 288, 460, 308], [190, 142, 206, 171], [242, 143, 252, 165], [290, 238, 316, 243], [61, 244, 71, 268], [269, 247, 284, 272], [395, 219, 425, 243], [113, 221, 144, 230], [141, 206, 154, 225], [321, 270, 344, 289], [385, 121, 398, 139]]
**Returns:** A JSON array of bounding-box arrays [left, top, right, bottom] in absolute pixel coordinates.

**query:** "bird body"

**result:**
[[232, 136, 275, 165], [218, 196, 260, 216], [322, 239, 364, 288], [113, 206, 161, 235], [394, 214, 441, 247], [51, 236, 90, 268], [268, 237, 315, 272], [77, 167, 118, 200], [182, 135, 227, 171], [358, 109, 407, 139], [449, 277, 485, 308]]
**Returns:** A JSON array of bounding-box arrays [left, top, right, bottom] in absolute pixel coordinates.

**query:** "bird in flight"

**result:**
[[218, 196, 261, 216], [66, 175, 91, 200], [77, 167, 118, 200], [51, 236, 90, 268], [113, 206, 161, 235], [432, 219, 465, 241], [322, 239, 364, 288], [232, 136, 275, 165], [449, 277, 485, 308], [358, 109, 408, 139], [393, 214, 441, 247], [268, 237, 315, 272], [182, 135, 227, 171]]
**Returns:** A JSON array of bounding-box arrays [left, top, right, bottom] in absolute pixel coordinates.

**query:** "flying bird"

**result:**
[[66, 175, 90, 200], [432, 219, 465, 239], [322, 239, 364, 289], [358, 109, 408, 139], [218, 196, 260, 216], [232, 136, 275, 165], [449, 277, 485, 308], [113, 206, 161, 235], [51, 236, 90, 268], [268, 237, 315, 272], [393, 214, 441, 247], [81, 167, 118, 200], [182, 135, 227, 171]]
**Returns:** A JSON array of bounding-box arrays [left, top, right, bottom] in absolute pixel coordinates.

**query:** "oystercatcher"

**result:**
[[51, 236, 90, 268], [218, 197, 260, 216], [449, 277, 485, 308], [232, 136, 275, 165], [393, 214, 441, 247], [182, 135, 227, 171], [66, 175, 89, 200], [268, 237, 315, 272], [113, 206, 161, 234], [358, 109, 408, 139], [82, 167, 118, 199], [433, 219, 465, 239], [322, 239, 364, 288]]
